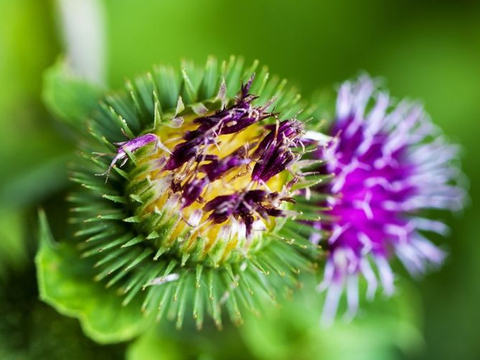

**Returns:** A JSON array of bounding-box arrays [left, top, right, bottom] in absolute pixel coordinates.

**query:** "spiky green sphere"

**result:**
[[39, 57, 326, 340]]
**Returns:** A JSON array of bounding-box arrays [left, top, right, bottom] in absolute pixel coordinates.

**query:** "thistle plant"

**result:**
[[36, 57, 465, 345]]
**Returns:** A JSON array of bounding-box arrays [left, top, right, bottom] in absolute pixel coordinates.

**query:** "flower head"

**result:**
[[110, 76, 308, 262], [312, 75, 466, 325], [66, 58, 324, 331]]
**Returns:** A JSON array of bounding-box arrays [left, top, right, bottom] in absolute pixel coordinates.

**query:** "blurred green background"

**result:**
[[0, 0, 479, 359]]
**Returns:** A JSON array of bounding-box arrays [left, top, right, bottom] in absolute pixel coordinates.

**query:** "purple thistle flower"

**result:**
[[105, 79, 312, 249], [313, 75, 466, 325]]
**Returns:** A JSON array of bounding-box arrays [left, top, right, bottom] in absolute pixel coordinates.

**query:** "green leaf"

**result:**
[[42, 58, 103, 129], [126, 330, 183, 360], [0, 153, 71, 208], [0, 209, 28, 281], [240, 276, 423, 360], [35, 210, 151, 344]]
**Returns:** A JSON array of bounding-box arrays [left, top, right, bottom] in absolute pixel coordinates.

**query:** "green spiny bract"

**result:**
[[68, 57, 327, 330]]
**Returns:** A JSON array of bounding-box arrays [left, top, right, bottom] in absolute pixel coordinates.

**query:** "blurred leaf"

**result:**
[[35, 210, 151, 344], [0, 153, 71, 208], [240, 277, 423, 360], [125, 322, 255, 360], [43, 58, 104, 130], [0, 0, 59, 111], [127, 330, 183, 360], [0, 0, 72, 207], [0, 211, 125, 360], [0, 209, 27, 281]]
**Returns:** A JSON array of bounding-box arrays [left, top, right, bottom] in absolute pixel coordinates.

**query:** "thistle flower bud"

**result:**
[[61, 57, 325, 332]]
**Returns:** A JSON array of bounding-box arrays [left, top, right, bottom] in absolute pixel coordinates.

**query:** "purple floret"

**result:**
[[101, 133, 159, 181], [204, 190, 287, 236], [181, 178, 208, 208], [200, 154, 250, 182], [252, 119, 303, 182]]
